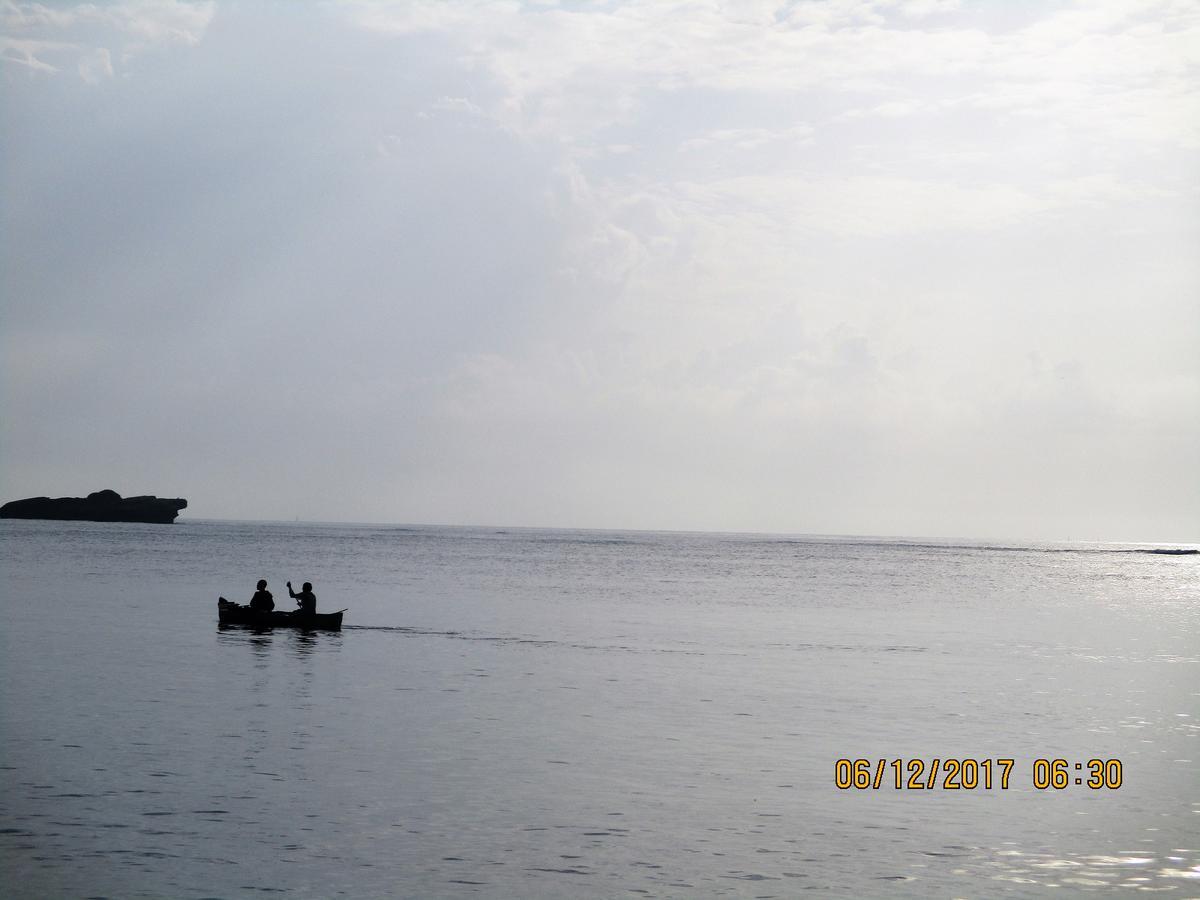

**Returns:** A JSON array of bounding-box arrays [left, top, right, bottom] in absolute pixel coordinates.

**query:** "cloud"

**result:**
[[0, 34, 66, 71], [679, 124, 816, 153], [0, 0, 215, 78], [108, 0, 215, 47], [77, 45, 111, 82], [2, 1, 1196, 537], [891, 0, 961, 18], [345, 0, 1200, 154], [430, 95, 484, 115]]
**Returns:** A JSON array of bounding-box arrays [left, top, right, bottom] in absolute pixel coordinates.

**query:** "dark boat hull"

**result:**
[[218, 598, 343, 630]]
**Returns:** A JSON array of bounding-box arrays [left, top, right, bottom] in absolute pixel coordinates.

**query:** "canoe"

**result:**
[[218, 597, 344, 630]]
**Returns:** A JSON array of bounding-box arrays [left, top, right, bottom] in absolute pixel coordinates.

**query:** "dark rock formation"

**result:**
[[0, 490, 187, 524]]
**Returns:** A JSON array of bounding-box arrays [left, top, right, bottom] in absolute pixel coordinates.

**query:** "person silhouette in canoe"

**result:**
[[249, 579, 274, 612], [288, 581, 316, 616]]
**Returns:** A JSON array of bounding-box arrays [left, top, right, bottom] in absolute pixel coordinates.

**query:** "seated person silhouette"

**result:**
[[249, 579, 274, 612], [288, 581, 316, 615]]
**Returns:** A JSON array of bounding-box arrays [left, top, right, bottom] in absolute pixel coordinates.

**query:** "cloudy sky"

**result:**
[[2, 0, 1197, 540]]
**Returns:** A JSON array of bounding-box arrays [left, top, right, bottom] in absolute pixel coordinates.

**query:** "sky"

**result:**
[[1, 0, 1197, 541]]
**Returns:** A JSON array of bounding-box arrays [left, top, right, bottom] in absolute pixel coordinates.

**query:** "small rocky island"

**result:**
[[0, 490, 187, 524]]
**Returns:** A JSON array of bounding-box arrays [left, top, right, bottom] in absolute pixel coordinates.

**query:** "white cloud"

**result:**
[[675, 174, 1045, 237], [0, 34, 66, 71], [891, 0, 961, 18], [344, 0, 1200, 156], [77, 45, 111, 82], [1, 1, 78, 30], [109, 0, 215, 47], [0, 0, 215, 78], [679, 123, 815, 152], [430, 95, 484, 115]]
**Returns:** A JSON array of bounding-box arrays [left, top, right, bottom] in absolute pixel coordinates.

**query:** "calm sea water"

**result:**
[[1, 519, 1197, 898]]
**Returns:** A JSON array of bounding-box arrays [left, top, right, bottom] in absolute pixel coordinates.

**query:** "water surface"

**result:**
[[1, 520, 1197, 897]]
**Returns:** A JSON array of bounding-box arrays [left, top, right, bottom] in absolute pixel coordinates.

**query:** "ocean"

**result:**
[[1, 518, 1196, 898]]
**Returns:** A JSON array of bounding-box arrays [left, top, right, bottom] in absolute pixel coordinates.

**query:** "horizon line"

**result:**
[[173, 516, 1200, 548]]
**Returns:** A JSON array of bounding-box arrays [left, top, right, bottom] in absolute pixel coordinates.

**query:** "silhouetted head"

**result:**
[[303, 582, 312, 592], [257, 579, 267, 590]]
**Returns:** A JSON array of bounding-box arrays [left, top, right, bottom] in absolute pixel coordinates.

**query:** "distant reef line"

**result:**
[[0, 490, 187, 524]]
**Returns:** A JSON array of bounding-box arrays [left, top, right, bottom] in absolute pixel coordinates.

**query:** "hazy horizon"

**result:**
[[10, 507, 1196, 549], [3, 1, 1198, 543]]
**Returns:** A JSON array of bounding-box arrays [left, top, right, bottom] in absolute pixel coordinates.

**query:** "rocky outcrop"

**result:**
[[0, 490, 187, 524]]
